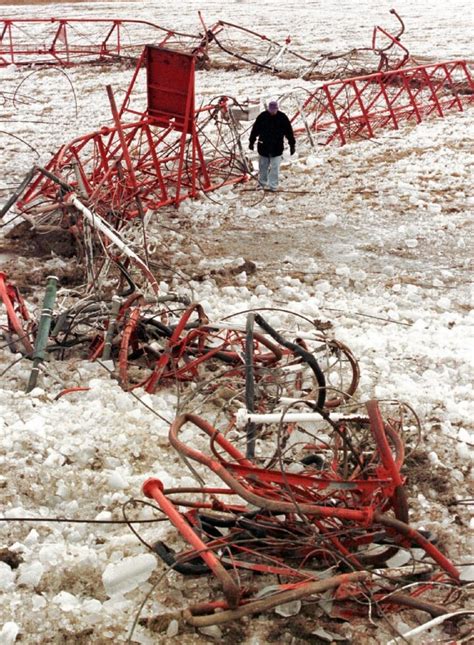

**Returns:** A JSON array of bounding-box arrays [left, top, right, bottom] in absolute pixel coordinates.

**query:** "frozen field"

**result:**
[[0, 1, 473, 643]]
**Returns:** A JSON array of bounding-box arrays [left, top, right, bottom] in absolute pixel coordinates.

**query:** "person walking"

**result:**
[[248, 99, 295, 192]]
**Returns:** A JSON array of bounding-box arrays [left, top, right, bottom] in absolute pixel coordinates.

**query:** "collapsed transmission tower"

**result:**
[[4, 45, 250, 222], [0, 18, 202, 66]]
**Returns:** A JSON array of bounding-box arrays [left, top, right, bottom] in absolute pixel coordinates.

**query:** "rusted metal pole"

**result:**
[[184, 571, 369, 626], [142, 477, 241, 608]]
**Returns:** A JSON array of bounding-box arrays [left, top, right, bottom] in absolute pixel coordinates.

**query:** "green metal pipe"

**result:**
[[26, 275, 59, 393]]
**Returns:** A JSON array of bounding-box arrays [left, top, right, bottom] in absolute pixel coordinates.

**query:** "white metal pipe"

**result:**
[[236, 407, 367, 429], [236, 408, 325, 428], [68, 194, 159, 294]]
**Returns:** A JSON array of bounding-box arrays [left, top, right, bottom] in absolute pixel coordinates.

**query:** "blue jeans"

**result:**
[[258, 155, 282, 190]]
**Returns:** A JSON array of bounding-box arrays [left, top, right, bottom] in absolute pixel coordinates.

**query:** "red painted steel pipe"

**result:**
[[167, 411, 460, 580], [367, 399, 408, 524], [169, 413, 374, 524], [142, 477, 240, 607], [374, 511, 460, 581], [0, 272, 33, 354], [183, 571, 369, 626]]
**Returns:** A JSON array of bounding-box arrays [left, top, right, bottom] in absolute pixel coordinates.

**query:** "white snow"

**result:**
[[0, 562, 16, 591], [0, 622, 20, 645], [17, 561, 44, 588]]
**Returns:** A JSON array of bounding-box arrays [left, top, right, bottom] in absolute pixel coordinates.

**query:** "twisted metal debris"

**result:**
[[0, 270, 34, 355], [0, 9, 411, 80], [1, 274, 458, 627], [0, 269, 467, 630], [141, 396, 461, 625], [198, 8, 410, 79], [0, 10, 471, 636], [2, 45, 250, 227]]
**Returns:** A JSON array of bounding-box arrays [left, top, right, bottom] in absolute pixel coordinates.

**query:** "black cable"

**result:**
[[254, 313, 326, 410], [115, 260, 137, 297]]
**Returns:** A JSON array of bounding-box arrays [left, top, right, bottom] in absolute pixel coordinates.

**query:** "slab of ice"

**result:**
[[0, 622, 19, 644], [102, 554, 157, 597], [0, 562, 15, 591], [17, 561, 44, 587]]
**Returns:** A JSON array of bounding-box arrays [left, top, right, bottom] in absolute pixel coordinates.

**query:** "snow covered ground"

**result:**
[[0, 1, 473, 643]]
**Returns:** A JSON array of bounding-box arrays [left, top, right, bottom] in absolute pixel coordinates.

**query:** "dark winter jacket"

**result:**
[[249, 110, 295, 157]]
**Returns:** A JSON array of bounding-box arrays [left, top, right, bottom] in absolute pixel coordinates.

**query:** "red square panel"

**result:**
[[146, 46, 195, 133]]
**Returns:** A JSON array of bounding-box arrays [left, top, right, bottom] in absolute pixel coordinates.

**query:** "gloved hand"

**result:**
[[290, 145, 295, 156], [249, 142, 254, 151]]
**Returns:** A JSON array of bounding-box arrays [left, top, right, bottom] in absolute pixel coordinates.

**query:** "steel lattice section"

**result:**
[[292, 60, 474, 146]]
